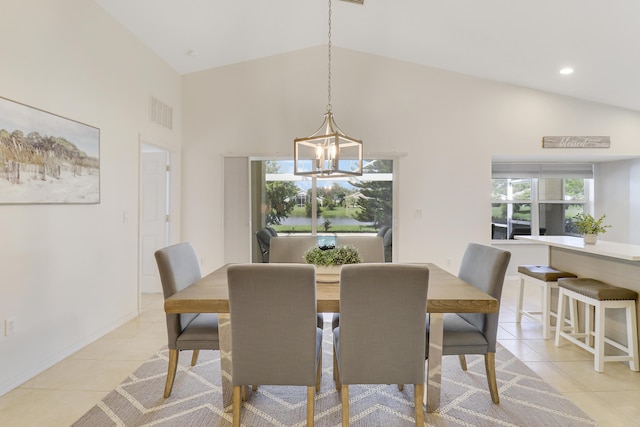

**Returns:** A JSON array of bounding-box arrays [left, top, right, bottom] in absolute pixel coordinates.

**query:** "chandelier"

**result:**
[[293, 0, 363, 178]]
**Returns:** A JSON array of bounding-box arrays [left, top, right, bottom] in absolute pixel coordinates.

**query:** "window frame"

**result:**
[[250, 156, 400, 260], [491, 163, 594, 241]]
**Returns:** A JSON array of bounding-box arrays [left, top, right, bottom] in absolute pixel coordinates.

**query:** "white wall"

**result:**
[[596, 159, 640, 244], [181, 47, 640, 276], [0, 0, 181, 395], [596, 161, 631, 243], [631, 161, 640, 245]]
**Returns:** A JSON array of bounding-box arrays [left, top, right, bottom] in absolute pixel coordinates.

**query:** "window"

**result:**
[[491, 178, 532, 239], [538, 178, 587, 236], [250, 158, 395, 261], [491, 163, 593, 240]]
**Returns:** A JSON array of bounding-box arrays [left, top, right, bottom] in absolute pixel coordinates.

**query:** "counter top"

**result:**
[[515, 235, 640, 261]]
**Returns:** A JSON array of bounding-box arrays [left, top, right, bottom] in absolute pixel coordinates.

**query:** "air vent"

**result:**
[[149, 95, 173, 130]]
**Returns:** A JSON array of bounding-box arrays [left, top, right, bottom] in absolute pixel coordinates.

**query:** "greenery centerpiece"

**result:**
[[573, 213, 611, 244], [304, 244, 362, 277]]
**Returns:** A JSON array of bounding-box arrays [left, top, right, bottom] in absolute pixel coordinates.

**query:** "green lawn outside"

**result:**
[[274, 205, 371, 233], [290, 206, 307, 217], [565, 204, 583, 219], [289, 205, 362, 218], [272, 224, 378, 234]]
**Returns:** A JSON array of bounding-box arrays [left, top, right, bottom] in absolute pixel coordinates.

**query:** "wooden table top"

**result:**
[[165, 263, 498, 315]]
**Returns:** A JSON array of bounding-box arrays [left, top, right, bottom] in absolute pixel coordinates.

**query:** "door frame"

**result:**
[[138, 139, 173, 311]]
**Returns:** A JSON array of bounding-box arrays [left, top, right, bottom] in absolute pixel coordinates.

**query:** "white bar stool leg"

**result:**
[[626, 303, 639, 371], [570, 297, 579, 335], [542, 281, 552, 340], [568, 295, 578, 339], [516, 275, 525, 323], [594, 303, 606, 373], [555, 288, 566, 346], [585, 301, 594, 347]]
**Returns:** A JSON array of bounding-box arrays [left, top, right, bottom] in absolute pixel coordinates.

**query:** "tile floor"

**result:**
[[0, 294, 167, 427], [1, 280, 640, 426]]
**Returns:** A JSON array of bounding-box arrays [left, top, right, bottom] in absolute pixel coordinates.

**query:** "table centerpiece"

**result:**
[[304, 244, 362, 279]]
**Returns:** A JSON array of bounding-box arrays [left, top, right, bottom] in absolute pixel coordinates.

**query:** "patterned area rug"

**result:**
[[73, 327, 597, 427]]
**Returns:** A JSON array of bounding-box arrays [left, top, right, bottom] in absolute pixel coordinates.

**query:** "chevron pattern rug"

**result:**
[[73, 327, 597, 427]]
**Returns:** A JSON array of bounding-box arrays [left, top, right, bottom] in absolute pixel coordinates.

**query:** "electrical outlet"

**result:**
[[5, 318, 16, 336]]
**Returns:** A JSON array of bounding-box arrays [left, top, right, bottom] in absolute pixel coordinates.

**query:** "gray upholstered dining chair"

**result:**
[[269, 235, 324, 328], [154, 242, 219, 398], [335, 235, 384, 263], [381, 227, 393, 262], [333, 263, 430, 427], [265, 226, 278, 237], [426, 243, 511, 404], [254, 228, 274, 262], [269, 235, 317, 263], [331, 235, 385, 330], [227, 263, 322, 427]]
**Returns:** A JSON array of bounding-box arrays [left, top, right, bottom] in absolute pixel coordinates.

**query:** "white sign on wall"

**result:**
[[542, 136, 610, 149]]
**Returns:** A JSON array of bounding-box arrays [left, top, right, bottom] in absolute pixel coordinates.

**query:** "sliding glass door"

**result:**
[[250, 158, 394, 261]]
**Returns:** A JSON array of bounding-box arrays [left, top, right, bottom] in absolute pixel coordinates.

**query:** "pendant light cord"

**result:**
[[327, 0, 332, 113]]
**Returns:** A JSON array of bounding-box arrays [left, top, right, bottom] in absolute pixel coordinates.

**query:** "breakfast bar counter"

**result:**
[[515, 235, 640, 344], [515, 235, 640, 261]]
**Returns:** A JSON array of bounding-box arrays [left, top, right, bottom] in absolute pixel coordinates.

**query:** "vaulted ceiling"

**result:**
[[94, 0, 640, 112]]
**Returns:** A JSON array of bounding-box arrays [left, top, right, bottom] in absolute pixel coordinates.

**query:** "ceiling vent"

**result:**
[[149, 95, 173, 130]]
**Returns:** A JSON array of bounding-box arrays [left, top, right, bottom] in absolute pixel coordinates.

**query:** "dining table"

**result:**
[[164, 263, 498, 413]]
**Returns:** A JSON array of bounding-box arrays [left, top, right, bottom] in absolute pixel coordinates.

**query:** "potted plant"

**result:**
[[304, 244, 362, 276], [573, 213, 611, 244]]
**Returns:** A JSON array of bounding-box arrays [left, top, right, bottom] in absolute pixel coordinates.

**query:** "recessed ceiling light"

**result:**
[[187, 50, 200, 57], [559, 67, 574, 75]]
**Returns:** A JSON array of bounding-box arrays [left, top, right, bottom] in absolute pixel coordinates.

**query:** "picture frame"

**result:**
[[0, 96, 100, 204]]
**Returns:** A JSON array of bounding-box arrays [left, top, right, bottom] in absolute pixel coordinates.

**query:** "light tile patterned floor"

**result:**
[[0, 294, 167, 427], [499, 278, 640, 427], [1, 281, 640, 426]]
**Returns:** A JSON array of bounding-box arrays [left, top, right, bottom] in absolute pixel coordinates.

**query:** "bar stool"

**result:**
[[516, 265, 577, 339], [555, 277, 639, 372]]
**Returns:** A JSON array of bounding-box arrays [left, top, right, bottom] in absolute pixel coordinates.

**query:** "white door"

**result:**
[[140, 150, 169, 293]]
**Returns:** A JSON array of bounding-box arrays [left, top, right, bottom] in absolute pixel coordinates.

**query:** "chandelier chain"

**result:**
[[327, 0, 332, 112]]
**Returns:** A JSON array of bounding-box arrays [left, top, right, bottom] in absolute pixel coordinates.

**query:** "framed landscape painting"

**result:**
[[0, 96, 100, 204]]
